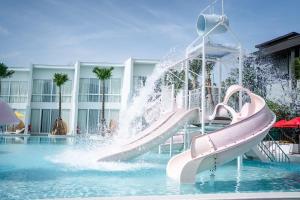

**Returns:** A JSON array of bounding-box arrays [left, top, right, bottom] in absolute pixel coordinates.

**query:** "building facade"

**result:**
[[255, 32, 300, 109], [0, 58, 158, 135]]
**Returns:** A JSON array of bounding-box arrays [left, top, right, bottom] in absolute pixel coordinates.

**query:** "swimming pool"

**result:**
[[0, 140, 300, 200]]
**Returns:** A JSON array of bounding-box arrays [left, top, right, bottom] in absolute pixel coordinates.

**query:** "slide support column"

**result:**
[[237, 45, 243, 167], [201, 37, 206, 135]]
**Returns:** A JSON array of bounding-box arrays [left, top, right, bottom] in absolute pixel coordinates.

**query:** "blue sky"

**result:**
[[0, 0, 299, 66]]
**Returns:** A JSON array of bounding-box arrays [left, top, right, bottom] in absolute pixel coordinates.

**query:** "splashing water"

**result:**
[[117, 48, 185, 141], [48, 48, 185, 167], [47, 147, 161, 171]]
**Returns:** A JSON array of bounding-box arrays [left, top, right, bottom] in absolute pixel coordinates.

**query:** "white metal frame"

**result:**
[[184, 0, 243, 135]]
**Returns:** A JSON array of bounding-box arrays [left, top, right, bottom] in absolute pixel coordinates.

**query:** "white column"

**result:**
[[120, 58, 134, 112], [238, 46, 243, 166], [183, 124, 187, 150], [70, 61, 80, 135], [171, 84, 175, 111], [24, 64, 33, 134], [184, 60, 189, 152], [237, 155, 243, 169], [169, 136, 173, 157], [184, 60, 189, 109], [238, 46, 243, 110], [201, 37, 206, 135], [217, 59, 222, 103]]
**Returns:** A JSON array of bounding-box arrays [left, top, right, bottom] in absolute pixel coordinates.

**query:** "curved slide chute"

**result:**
[[98, 108, 199, 162], [167, 85, 276, 183]]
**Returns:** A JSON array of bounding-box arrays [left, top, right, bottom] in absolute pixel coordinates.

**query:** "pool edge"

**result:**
[[45, 192, 300, 200]]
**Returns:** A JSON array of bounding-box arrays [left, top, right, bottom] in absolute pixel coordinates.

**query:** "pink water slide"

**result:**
[[98, 108, 199, 162], [166, 85, 276, 183]]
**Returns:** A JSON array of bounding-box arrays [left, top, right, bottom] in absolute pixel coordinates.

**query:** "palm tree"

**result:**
[[93, 66, 114, 136], [0, 63, 14, 96], [164, 69, 185, 96], [189, 59, 201, 90], [52, 73, 69, 135]]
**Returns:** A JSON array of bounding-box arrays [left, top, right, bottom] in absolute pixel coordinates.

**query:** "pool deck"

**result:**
[[48, 192, 300, 200]]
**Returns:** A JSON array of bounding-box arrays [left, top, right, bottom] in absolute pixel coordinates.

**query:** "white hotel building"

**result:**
[[1, 58, 158, 135]]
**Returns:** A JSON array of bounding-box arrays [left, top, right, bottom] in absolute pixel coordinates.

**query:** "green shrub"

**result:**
[[295, 57, 300, 80], [266, 100, 292, 120]]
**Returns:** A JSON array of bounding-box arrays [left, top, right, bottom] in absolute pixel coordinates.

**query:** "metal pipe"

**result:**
[[217, 59, 222, 103], [185, 60, 189, 109], [238, 46, 243, 110], [201, 37, 206, 135], [222, 0, 224, 15], [169, 136, 173, 157], [167, 70, 185, 84]]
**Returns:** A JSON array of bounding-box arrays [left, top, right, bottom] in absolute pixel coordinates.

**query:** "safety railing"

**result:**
[[257, 142, 276, 162], [258, 133, 290, 163], [187, 86, 225, 113]]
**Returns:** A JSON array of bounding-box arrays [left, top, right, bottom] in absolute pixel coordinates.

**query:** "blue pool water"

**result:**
[[0, 139, 300, 200]]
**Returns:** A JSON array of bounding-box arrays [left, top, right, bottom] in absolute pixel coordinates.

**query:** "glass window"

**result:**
[[78, 78, 121, 103], [89, 78, 99, 102], [30, 109, 40, 133], [79, 78, 89, 102], [88, 109, 99, 134], [33, 80, 43, 94], [41, 109, 51, 133], [50, 109, 59, 129], [0, 81, 10, 95], [77, 109, 88, 134], [111, 78, 121, 94], [133, 76, 147, 96], [61, 110, 70, 131], [19, 81, 28, 96], [42, 80, 52, 102], [110, 109, 119, 122], [0, 81, 10, 102], [0, 81, 28, 103], [9, 82, 19, 103], [32, 79, 72, 103]]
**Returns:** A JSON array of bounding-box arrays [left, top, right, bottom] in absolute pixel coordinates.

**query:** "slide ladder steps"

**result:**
[[257, 133, 290, 163]]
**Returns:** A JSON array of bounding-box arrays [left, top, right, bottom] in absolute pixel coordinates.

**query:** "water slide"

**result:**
[[166, 85, 276, 183], [98, 107, 199, 162]]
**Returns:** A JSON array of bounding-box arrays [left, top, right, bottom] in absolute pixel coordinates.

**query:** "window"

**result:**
[[0, 80, 28, 103], [89, 78, 99, 102], [77, 109, 119, 134], [30, 109, 70, 134], [31, 109, 40, 133], [133, 76, 147, 96], [41, 109, 51, 133], [32, 79, 72, 102], [88, 109, 99, 134], [77, 109, 88, 134], [79, 78, 121, 103], [0, 81, 10, 102]]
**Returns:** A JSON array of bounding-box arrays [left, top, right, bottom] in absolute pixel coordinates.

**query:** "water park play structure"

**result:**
[[166, 85, 276, 183], [0, 0, 287, 185], [97, 0, 281, 184]]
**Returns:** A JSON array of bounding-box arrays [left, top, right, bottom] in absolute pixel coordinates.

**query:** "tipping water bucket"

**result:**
[[197, 14, 229, 35]]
